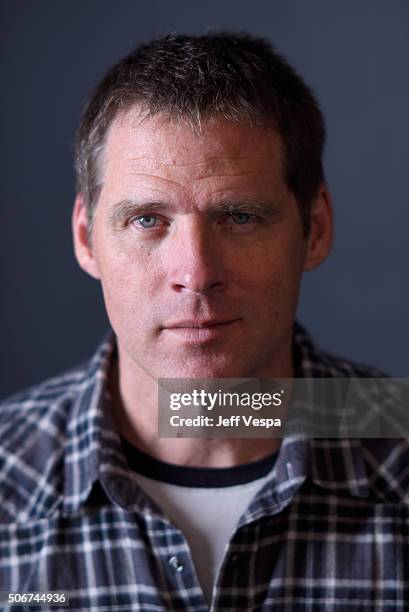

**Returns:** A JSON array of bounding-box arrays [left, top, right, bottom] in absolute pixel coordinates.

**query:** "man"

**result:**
[[1, 32, 408, 611]]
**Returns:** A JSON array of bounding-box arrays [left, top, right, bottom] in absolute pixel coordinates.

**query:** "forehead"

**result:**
[[102, 107, 284, 180]]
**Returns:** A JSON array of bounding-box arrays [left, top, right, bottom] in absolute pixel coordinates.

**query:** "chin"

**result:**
[[158, 359, 248, 381]]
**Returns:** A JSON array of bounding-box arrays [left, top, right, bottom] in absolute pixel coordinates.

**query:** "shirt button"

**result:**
[[168, 556, 184, 573], [231, 554, 238, 564]]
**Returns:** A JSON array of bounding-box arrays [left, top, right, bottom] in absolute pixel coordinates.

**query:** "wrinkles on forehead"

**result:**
[[122, 161, 261, 187], [96, 105, 289, 220], [104, 104, 281, 169]]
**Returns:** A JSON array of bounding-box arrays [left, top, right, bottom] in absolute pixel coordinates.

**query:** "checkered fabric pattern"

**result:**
[[1, 324, 409, 611]]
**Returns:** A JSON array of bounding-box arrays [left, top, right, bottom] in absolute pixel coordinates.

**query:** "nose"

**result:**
[[167, 217, 226, 295]]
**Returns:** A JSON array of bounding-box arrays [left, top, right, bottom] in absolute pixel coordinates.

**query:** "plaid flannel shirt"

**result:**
[[1, 324, 409, 611]]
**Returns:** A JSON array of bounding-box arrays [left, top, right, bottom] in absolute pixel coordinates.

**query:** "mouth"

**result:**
[[163, 319, 240, 342]]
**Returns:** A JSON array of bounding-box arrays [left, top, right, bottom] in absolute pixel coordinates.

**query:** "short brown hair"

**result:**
[[75, 32, 326, 234]]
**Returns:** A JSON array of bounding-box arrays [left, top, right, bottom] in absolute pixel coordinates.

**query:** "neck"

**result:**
[[110, 342, 294, 467]]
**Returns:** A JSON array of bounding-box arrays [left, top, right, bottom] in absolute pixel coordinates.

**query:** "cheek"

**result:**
[[231, 239, 305, 328], [95, 242, 161, 321], [230, 239, 304, 289]]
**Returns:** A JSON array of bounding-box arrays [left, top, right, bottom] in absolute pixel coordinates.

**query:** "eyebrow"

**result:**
[[108, 198, 283, 226]]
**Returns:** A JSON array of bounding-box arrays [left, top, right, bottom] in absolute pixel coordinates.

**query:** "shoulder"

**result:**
[[0, 332, 115, 522], [0, 362, 89, 425], [313, 348, 387, 378], [0, 362, 91, 521], [293, 322, 388, 378], [295, 325, 409, 501], [0, 330, 114, 425]]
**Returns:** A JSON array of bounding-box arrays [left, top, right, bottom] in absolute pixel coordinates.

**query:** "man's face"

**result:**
[[74, 108, 331, 379]]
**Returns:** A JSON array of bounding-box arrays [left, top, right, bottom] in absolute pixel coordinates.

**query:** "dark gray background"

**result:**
[[1, 0, 408, 399]]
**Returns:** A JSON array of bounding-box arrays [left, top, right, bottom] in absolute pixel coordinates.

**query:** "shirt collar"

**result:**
[[238, 436, 370, 528]]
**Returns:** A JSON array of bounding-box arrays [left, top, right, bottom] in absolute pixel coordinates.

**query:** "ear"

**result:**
[[303, 184, 334, 271], [72, 194, 101, 280]]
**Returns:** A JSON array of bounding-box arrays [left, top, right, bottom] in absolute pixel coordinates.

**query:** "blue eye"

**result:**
[[137, 215, 157, 228], [230, 211, 251, 225]]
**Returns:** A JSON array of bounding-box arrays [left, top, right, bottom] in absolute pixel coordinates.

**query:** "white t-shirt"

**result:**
[[121, 438, 277, 604]]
